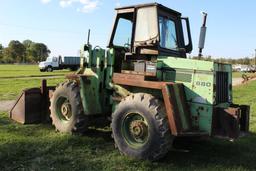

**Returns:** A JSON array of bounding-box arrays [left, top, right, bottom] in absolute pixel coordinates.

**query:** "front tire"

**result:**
[[50, 81, 88, 134], [47, 66, 53, 72], [111, 93, 173, 161]]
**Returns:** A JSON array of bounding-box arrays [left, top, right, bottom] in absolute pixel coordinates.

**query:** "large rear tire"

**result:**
[[50, 81, 88, 134], [111, 93, 173, 161]]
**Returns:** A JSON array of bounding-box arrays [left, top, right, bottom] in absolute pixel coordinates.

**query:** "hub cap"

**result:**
[[122, 113, 149, 148], [56, 97, 72, 122]]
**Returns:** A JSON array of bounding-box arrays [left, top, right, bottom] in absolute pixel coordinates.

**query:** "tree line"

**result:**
[[0, 41, 255, 65], [0, 40, 50, 63]]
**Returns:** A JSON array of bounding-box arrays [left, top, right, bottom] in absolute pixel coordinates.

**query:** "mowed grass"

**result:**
[[233, 81, 256, 125], [0, 64, 71, 78], [0, 65, 256, 170], [0, 82, 256, 170], [0, 78, 65, 100], [0, 64, 73, 100]]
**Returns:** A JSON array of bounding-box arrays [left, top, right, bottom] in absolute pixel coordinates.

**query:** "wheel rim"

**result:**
[[121, 112, 149, 149], [56, 96, 72, 122]]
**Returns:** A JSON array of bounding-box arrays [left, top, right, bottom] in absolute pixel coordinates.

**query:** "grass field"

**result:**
[[0, 64, 72, 100], [0, 78, 65, 100], [0, 64, 71, 78], [0, 65, 256, 170]]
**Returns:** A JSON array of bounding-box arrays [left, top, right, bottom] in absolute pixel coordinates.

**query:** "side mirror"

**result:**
[[181, 17, 193, 53]]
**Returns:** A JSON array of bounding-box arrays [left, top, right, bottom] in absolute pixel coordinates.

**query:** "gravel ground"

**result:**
[[232, 78, 243, 86]]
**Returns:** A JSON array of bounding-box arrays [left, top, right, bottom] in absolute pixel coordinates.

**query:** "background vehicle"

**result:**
[[232, 64, 256, 72], [39, 56, 80, 72], [11, 3, 250, 161]]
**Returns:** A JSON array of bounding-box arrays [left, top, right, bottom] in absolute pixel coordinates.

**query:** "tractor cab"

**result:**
[[108, 3, 192, 74]]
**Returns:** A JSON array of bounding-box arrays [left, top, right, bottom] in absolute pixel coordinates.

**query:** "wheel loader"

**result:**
[[10, 3, 250, 161]]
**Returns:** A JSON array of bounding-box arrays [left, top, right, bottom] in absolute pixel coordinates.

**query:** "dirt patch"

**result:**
[[0, 100, 15, 112], [232, 78, 243, 86], [233, 77, 256, 86]]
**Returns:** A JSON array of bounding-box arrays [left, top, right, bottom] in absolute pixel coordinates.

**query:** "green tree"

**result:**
[[6, 40, 26, 63], [243, 57, 250, 65], [2, 47, 14, 63], [23, 40, 34, 62], [28, 43, 50, 62], [22, 39, 33, 49], [0, 44, 3, 63]]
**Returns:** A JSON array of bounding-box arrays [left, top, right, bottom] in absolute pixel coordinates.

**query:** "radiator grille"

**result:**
[[216, 71, 229, 103]]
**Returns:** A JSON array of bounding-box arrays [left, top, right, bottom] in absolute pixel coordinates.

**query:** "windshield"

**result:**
[[113, 18, 132, 47], [159, 16, 178, 50], [46, 57, 52, 62]]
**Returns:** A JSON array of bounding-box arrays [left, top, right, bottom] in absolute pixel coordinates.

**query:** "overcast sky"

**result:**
[[0, 0, 256, 58]]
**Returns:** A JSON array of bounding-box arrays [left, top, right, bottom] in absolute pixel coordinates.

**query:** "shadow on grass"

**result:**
[[158, 135, 256, 170], [1, 112, 256, 170], [0, 116, 12, 125], [84, 129, 113, 142]]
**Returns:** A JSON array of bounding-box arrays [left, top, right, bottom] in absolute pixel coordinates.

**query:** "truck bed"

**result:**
[[63, 56, 80, 65]]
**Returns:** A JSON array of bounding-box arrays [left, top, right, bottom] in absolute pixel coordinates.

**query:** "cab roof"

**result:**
[[115, 2, 181, 16]]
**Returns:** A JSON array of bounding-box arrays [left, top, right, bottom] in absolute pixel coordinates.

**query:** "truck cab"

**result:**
[[39, 56, 80, 72], [39, 56, 60, 72]]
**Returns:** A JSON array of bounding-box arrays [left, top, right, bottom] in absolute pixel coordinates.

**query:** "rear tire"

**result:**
[[111, 93, 173, 161], [50, 81, 88, 134]]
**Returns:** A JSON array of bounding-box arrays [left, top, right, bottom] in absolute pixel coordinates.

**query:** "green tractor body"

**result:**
[[75, 3, 249, 138], [78, 46, 248, 138], [69, 3, 250, 159], [10, 3, 250, 160]]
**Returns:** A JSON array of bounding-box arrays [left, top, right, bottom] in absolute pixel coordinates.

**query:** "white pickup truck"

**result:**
[[39, 56, 80, 72]]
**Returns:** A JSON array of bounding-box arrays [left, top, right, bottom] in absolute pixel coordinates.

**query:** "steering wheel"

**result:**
[[123, 43, 131, 52]]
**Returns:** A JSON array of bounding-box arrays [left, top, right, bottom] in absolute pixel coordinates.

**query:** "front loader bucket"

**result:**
[[10, 88, 43, 124], [9, 80, 53, 124]]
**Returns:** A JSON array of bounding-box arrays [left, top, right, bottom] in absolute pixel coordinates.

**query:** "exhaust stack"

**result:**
[[198, 12, 208, 59]]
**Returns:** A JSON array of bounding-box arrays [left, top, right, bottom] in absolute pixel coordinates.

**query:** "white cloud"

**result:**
[[77, 0, 99, 13], [40, 0, 101, 13], [41, 0, 52, 4], [58, 0, 99, 13], [59, 0, 75, 8]]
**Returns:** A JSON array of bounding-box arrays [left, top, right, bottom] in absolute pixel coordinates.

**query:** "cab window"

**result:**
[[159, 16, 178, 50], [113, 18, 132, 47], [53, 57, 57, 62]]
